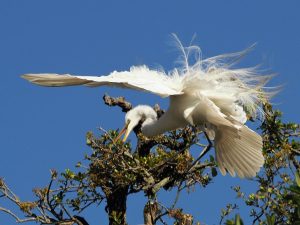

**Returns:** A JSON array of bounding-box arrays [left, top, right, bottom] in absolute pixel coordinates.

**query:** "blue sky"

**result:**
[[0, 1, 300, 224]]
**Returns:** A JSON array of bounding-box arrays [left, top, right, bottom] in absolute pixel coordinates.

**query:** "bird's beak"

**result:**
[[122, 127, 131, 142], [114, 120, 132, 142]]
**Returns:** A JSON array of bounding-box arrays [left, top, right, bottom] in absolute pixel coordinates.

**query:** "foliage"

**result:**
[[0, 95, 216, 225], [225, 103, 300, 225], [0, 97, 299, 225]]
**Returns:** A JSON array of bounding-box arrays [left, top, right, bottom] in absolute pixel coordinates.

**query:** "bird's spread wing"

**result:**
[[22, 66, 183, 97], [215, 122, 264, 178], [183, 95, 264, 178]]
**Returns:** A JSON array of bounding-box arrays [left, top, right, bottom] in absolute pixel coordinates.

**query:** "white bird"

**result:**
[[22, 40, 273, 178]]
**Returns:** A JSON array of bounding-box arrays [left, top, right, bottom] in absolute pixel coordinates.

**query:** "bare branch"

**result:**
[[144, 201, 160, 225], [103, 94, 132, 112], [0, 207, 36, 223]]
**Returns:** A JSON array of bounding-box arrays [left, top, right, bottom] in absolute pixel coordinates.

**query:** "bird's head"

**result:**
[[116, 105, 157, 142]]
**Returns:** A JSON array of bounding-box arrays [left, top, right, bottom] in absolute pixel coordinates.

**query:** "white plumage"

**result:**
[[22, 38, 273, 178]]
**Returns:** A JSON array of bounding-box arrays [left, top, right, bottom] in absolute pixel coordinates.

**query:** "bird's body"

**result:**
[[123, 93, 264, 178], [22, 40, 273, 178]]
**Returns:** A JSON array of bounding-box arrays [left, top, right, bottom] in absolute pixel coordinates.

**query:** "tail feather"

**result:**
[[215, 124, 264, 178], [21, 74, 90, 87]]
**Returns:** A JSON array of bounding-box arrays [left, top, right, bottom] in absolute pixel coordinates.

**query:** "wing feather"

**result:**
[[215, 124, 264, 178], [22, 66, 183, 97]]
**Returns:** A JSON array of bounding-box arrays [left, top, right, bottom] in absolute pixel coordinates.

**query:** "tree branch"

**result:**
[[0, 207, 36, 223], [103, 94, 132, 112]]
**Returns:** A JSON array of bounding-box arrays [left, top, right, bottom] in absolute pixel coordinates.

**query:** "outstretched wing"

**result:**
[[22, 66, 183, 97], [183, 95, 264, 178]]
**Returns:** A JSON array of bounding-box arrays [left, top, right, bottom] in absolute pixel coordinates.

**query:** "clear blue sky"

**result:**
[[0, 1, 300, 224]]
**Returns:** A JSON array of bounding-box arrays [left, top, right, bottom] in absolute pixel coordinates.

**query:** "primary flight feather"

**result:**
[[22, 39, 273, 178]]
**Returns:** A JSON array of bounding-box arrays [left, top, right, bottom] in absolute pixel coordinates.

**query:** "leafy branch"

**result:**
[[0, 94, 216, 225]]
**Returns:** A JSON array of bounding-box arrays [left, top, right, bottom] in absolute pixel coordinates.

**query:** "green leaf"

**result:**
[[296, 171, 300, 187], [64, 169, 75, 179], [211, 167, 218, 177], [288, 185, 300, 195], [225, 220, 234, 225], [297, 207, 300, 218], [266, 214, 275, 225], [234, 214, 243, 225]]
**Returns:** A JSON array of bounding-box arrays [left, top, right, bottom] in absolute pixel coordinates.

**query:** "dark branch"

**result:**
[[103, 94, 132, 112]]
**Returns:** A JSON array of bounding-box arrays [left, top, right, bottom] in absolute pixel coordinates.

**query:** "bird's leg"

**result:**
[[197, 132, 213, 160]]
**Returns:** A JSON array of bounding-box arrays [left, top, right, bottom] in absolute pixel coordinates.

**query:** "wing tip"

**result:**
[[21, 74, 35, 81]]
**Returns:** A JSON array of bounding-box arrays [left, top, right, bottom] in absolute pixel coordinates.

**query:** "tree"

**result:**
[[0, 95, 299, 225], [225, 103, 300, 225]]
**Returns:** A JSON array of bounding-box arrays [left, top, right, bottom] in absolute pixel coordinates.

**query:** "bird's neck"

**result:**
[[141, 118, 159, 137], [141, 112, 186, 137]]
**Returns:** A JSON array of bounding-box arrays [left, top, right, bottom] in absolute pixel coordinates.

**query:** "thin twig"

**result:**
[[171, 182, 183, 209], [0, 207, 36, 223]]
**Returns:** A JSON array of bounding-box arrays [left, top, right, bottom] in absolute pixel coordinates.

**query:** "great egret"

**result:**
[[22, 41, 273, 178]]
